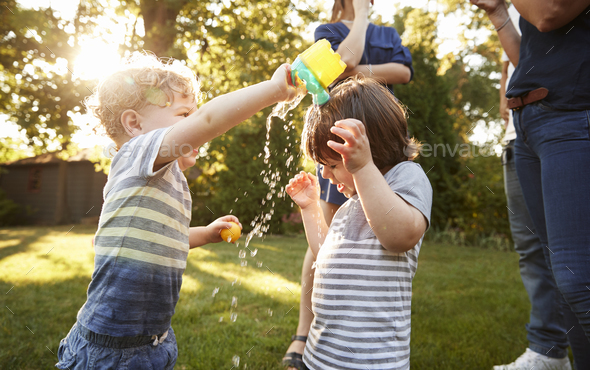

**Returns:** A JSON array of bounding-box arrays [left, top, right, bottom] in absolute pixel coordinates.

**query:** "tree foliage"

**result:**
[[393, 6, 509, 241], [0, 0, 509, 239], [1, 0, 98, 152]]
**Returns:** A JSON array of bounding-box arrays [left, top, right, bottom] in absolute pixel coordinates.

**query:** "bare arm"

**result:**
[[338, 63, 412, 84], [188, 215, 242, 249], [155, 66, 296, 167], [499, 60, 509, 128], [353, 164, 427, 253], [189, 227, 210, 249], [335, 1, 371, 71], [470, 0, 521, 65], [300, 202, 330, 257], [286, 172, 330, 257], [512, 0, 590, 32]]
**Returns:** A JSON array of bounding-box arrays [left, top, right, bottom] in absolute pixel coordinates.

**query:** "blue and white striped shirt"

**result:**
[[78, 127, 192, 337]]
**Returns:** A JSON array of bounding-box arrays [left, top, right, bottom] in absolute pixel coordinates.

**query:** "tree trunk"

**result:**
[[140, 0, 187, 57]]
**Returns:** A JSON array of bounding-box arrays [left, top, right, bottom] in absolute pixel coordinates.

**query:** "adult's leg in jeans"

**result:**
[[504, 143, 569, 358], [513, 105, 590, 368], [285, 200, 341, 369]]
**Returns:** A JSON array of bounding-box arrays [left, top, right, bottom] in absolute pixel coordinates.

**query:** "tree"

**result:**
[[393, 6, 509, 240], [177, 0, 315, 232], [1, 0, 97, 152], [1, 0, 509, 238]]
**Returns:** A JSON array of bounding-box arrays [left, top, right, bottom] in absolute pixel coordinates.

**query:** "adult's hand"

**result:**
[[470, 0, 505, 16], [470, 0, 520, 66]]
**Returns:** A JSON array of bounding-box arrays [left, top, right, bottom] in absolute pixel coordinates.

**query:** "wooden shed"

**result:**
[[0, 149, 106, 225]]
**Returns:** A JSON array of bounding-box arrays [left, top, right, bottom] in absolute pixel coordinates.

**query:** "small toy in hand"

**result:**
[[221, 222, 241, 243]]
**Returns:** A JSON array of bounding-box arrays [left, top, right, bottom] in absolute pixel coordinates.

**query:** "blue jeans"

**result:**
[[503, 140, 569, 359], [55, 323, 177, 370], [513, 102, 590, 368]]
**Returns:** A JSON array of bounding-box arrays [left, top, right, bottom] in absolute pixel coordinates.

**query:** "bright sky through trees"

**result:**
[[1, 0, 496, 150]]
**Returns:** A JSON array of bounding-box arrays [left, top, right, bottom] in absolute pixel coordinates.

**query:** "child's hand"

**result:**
[[206, 216, 242, 244], [328, 119, 373, 174], [271, 63, 299, 102], [286, 171, 319, 209]]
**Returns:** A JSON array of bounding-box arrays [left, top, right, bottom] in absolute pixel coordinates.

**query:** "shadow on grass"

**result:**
[[175, 236, 308, 369], [0, 226, 310, 370], [0, 224, 97, 262], [0, 227, 539, 369]]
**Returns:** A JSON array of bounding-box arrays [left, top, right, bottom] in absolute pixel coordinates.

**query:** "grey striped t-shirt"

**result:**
[[77, 127, 192, 337], [303, 161, 432, 370]]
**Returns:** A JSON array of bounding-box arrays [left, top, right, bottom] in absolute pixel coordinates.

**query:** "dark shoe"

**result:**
[[282, 335, 309, 370]]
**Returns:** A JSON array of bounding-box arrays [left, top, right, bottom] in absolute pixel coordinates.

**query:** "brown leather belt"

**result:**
[[507, 87, 549, 110]]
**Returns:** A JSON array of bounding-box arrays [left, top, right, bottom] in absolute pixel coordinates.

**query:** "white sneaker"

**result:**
[[493, 348, 572, 370]]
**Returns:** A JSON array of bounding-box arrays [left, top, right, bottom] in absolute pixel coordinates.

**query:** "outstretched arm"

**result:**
[[155, 65, 298, 168], [328, 119, 427, 253]]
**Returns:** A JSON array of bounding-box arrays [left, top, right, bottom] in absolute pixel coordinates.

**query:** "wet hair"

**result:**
[[85, 52, 200, 141], [302, 76, 421, 170]]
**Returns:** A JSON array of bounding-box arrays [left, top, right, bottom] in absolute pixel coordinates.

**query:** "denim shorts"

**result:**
[[55, 323, 177, 370]]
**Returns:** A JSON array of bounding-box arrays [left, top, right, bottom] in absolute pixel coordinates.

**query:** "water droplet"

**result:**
[[239, 249, 246, 259], [219, 316, 223, 322], [250, 248, 258, 257], [231, 296, 238, 308], [230, 313, 238, 322], [241, 260, 248, 267], [212, 287, 219, 298], [227, 236, 232, 243], [257, 261, 263, 268], [267, 308, 273, 316], [232, 355, 240, 367], [232, 278, 238, 286]]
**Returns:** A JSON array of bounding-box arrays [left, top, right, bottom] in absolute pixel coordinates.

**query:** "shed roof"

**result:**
[[2, 148, 96, 166]]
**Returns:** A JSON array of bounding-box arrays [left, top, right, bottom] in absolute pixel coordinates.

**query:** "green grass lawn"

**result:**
[[0, 225, 538, 369]]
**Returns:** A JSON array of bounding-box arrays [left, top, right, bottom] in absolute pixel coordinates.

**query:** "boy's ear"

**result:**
[[120, 109, 142, 138]]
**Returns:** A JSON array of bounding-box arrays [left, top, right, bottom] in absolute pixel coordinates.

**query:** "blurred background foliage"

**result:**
[[0, 0, 510, 246]]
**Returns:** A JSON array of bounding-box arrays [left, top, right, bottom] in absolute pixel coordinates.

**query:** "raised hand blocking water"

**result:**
[[328, 119, 373, 174]]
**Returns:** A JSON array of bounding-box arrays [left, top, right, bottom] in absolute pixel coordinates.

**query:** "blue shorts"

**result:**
[[55, 323, 177, 370], [316, 164, 348, 205]]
